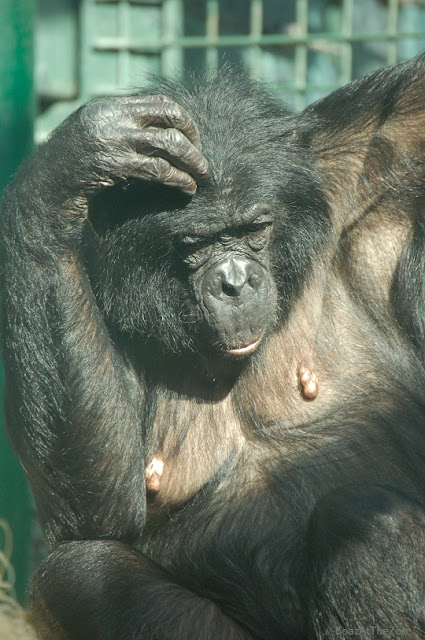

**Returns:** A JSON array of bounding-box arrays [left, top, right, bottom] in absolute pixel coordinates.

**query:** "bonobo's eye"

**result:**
[[174, 236, 213, 269], [245, 220, 273, 251]]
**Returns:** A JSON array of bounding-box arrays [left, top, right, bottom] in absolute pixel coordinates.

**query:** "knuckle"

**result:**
[[199, 156, 210, 176], [139, 128, 155, 146], [167, 102, 185, 121], [164, 127, 185, 148], [78, 97, 131, 132], [162, 164, 177, 182], [155, 94, 172, 105], [164, 101, 194, 130], [150, 157, 184, 185], [148, 94, 175, 115], [150, 156, 167, 179], [78, 98, 107, 123]]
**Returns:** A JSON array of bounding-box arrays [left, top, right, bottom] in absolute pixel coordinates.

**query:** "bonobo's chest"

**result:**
[[140, 293, 389, 513], [143, 386, 248, 509], [142, 359, 330, 514]]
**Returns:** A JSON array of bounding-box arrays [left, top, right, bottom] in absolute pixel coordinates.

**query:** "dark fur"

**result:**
[[1, 57, 425, 639]]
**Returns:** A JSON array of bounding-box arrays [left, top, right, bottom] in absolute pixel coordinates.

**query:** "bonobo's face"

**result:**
[[90, 178, 283, 361], [91, 148, 329, 362], [173, 203, 277, 357]]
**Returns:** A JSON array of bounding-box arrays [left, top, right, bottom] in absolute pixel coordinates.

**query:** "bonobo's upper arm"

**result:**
[[298, 54, 425, 356], [299, 54, 425, 228]]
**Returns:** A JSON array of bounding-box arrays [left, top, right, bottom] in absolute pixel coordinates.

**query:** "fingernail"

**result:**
[[183, 183, 197, 196], [199, 164, 210, 182]]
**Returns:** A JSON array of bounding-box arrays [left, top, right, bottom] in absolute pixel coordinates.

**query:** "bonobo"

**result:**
[[1, 56, 425, 640]]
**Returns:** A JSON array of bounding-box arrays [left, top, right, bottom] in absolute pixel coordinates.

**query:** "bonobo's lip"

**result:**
[[227, 339, 262, 357]]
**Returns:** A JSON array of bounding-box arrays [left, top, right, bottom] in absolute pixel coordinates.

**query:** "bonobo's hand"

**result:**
[[43, 94, 210, 203]]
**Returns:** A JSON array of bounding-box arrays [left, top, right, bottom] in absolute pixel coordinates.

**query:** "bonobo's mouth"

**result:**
[[227, 339, 262, 357]]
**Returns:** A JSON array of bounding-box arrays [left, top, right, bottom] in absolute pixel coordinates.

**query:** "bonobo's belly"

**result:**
[[141, 419, 424, 599], [141, 466, 307, 638]]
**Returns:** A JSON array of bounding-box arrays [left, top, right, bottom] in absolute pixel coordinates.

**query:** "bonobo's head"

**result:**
[[172, 200, 276, 357], [89, 69, 330, 364]]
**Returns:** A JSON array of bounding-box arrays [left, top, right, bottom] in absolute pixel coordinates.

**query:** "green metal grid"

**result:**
[[35, 1, 425, 141]]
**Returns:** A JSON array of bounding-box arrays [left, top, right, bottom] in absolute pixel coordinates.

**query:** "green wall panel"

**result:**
[[0, 0, 35, 603]]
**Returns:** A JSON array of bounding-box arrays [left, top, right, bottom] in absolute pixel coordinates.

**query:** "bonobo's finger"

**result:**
[[127, 95, 203, 149], [126, 154, 197, 195], [130, 127, 210, 184]]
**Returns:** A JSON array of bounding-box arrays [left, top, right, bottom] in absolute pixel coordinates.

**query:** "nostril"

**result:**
[[222, 282, 240, 297], [204, 258, 264, 301], [248, 273, 261, 290]]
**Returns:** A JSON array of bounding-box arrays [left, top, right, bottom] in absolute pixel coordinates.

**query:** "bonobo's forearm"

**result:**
[[31, 541, 256, 640]]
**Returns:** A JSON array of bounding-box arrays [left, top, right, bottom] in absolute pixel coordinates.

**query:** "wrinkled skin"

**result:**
[[71, 94, 209, 195]]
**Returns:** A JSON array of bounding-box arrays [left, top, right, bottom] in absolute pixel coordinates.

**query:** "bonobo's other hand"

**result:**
[[46, 94, 210, 200]]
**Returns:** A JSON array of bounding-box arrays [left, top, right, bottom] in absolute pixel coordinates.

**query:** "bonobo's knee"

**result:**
[[302, 487, 425, 638], [30, 540, 145, 640], [307, 485, 425, 558]]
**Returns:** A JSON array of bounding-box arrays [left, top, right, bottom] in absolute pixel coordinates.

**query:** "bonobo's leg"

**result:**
[[304, 486, 425, 639], [30, 541, 256, 640]]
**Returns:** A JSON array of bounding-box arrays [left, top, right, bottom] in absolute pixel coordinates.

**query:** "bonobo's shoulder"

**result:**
[[301, 52, 425, 123], [396, 50, 425, 76]]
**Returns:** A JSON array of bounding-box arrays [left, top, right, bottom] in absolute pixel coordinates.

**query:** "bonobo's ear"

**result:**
[[297, 54, 425, 230]]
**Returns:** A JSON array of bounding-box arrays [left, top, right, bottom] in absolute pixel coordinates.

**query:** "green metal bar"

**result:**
[[93, 29, 425, 52], [387, 0, 399, 66], [87, 81, 349, 99], [35, 0, 78, 101], [0, 0, 34, 603], [95, 0, 162, 3], [117, 0, 131, 88], [273, 82, 353, 93], [206, 0, 219, 73], [79, 0, 93, 101], [294, 0, 308, 111], [341, 0, 353, 85], [161, 0, 184, 77], [59, 80, 360, 102], [249, 0, 263, 79]]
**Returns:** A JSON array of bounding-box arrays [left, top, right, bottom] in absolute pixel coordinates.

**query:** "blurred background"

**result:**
[[0, 0, 424, 603]]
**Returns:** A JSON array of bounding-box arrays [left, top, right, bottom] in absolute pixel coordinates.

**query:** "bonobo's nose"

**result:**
[[204, 257, 264, 304]]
